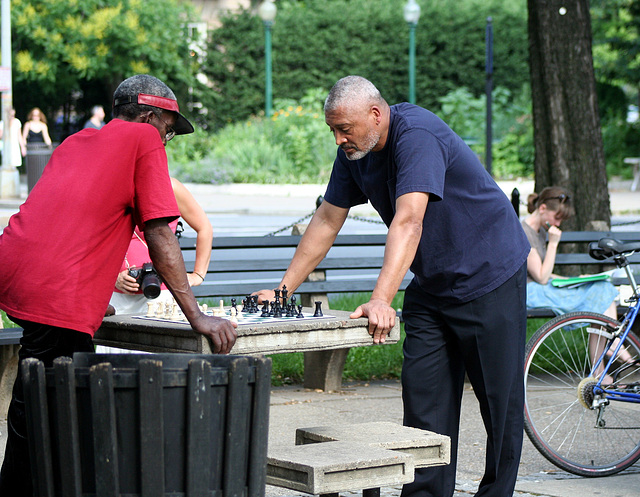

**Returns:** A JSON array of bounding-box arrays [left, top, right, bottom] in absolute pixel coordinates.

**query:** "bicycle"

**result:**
[[524, 237, 640, 477]]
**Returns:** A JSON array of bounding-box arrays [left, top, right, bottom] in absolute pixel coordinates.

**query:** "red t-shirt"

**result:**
[[0, 119, 179, 335]]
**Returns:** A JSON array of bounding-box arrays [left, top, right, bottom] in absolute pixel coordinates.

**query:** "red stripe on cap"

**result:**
[[137, 93, 180, 113]]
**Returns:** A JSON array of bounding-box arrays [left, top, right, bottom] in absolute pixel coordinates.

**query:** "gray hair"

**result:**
[[113, 74, 176, 120], [324, 76, 385, 113]]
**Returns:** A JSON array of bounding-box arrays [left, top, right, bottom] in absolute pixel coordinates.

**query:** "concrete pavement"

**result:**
[[266, 380, 639, 497]]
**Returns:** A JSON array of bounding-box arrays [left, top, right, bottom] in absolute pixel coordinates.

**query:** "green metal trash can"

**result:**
[[25, 143, 53, 192]]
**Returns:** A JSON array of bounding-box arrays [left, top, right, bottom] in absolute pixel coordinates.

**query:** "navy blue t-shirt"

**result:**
[[324, 103, 530, 302]]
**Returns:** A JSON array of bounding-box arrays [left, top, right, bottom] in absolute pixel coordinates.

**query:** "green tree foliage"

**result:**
[[9, 0, 198, 136], [590, 0, 640, 177], [199, 0, 529, 129]]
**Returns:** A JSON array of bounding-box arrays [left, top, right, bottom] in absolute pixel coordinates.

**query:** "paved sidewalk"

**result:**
[[1, 379, 637, 496], [3, 177, 640, 226], [265, 380, 639, 497]]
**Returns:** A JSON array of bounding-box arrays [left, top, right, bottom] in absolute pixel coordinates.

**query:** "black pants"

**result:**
[[400, 264, 527, 497], [0, 317, 94, 497]]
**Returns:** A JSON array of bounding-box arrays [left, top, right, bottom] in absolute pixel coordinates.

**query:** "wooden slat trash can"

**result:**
[[21, 353, 272, 497]]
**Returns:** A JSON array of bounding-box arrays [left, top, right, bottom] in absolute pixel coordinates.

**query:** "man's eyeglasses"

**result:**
[[546, 194, 570, 204], [152, 112, 175, 141]]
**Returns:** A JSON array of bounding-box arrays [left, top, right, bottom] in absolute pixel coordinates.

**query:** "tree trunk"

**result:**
[[528, 0, 610, 231]]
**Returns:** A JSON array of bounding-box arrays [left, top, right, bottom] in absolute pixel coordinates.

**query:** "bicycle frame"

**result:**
[[591, 253, 640, 404]]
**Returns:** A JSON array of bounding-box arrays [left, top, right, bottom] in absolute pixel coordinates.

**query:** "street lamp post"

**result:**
[[404, 0, 421, 105], [258, 0, 277, 117], [485, 17, 493, 176]]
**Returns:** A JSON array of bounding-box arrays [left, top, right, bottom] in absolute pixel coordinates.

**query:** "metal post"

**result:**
[[408, 23, 417, 105], [264, 21, 273, 117], [485, 17, 493, 177]]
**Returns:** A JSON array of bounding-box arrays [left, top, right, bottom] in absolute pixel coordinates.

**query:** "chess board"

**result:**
[[133, 308, 334, 326]]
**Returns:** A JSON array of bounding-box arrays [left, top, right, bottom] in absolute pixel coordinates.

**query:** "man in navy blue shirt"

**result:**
[[258, 76, 530, 497]]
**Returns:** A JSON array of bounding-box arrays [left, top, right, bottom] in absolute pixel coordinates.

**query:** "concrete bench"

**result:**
[[624, 157, 640, 191], [180, 232, 409, 392], [0, 326, 21, 418], [267, 422, 449, 497], [267, 441, 413, 497], [295, 421, 450, 469]]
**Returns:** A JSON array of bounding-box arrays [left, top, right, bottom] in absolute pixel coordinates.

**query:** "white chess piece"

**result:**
[[229, 307, 238, 324]]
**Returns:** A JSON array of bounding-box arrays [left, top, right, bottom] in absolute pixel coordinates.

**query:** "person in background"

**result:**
[[84, 105, 106, 130], [109, 177, 213, 315], [0, 107, 27, 169], [0, 74, 237, 496], [257, 75, 530, 497], [522, 186, 632, 376], [22, 107, 52, 147]]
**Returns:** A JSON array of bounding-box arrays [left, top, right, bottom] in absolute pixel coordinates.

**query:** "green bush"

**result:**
[[168, 89, 337, 184], [602, 119, 640, 178]]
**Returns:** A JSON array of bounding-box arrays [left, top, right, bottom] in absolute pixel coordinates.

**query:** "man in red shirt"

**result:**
[[0, 74, 237, 495]]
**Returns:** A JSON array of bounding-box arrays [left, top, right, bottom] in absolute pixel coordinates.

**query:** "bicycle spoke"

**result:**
[[524, 312, 640, 476]]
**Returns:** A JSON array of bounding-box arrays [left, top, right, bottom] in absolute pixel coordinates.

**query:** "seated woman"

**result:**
[[523, 186, 632, 375], [522, 186, 618, 318]]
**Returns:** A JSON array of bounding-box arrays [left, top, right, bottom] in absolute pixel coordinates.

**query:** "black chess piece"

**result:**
[[261, 301, 270, 317], [231, 298, 237, 310], [282, 285, 288, 300], [285, 303, 294, 317], [273, 301, 283, 318], [296, 305, 304, 318], [241, 298, 248, 312], [290, 295, 297, 307], [251, 295, 259, 313], [313, 301, 323, 317], [269, 301, 276, 316]]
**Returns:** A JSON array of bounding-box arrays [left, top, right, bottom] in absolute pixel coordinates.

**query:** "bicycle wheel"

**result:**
[[524, 311, 640, 476]]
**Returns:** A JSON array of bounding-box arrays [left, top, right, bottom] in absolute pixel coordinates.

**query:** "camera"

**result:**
[[128, 262, 162, 299]]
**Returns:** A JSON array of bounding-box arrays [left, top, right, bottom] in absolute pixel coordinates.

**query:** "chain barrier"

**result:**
[[265, 203, 386, 236]]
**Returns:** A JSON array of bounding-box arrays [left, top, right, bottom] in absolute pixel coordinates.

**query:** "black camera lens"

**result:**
[[141, 273, 162, 299]]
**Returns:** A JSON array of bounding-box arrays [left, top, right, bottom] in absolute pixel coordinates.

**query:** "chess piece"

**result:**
[[171, 303, 180, 320], [146, 301, 155, 317], [313, 301, 323, 317], [261, 301, 270, 317], [285, 303, 294, 318], [296, 305, 304, 318], [230, 307, 238, 324]]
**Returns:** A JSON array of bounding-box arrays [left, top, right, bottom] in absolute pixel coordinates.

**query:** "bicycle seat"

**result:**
[[589, 237, 640, 260]]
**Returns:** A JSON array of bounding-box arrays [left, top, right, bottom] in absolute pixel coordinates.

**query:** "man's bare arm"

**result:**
[[145, 219, 237, 353], [352, 191, 428, 343], [255, 200, 348, 303]]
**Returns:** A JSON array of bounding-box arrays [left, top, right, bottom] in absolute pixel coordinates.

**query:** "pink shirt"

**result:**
[[0, 119, 179, 335]]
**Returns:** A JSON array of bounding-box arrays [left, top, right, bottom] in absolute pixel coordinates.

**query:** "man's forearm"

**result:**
[[145, 221, 201, 321], [372, 218, 422, 304]]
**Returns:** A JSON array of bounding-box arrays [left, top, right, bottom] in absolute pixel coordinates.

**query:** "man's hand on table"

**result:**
[[191, 313, 238, 354], [350, 298, 396, 344]]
